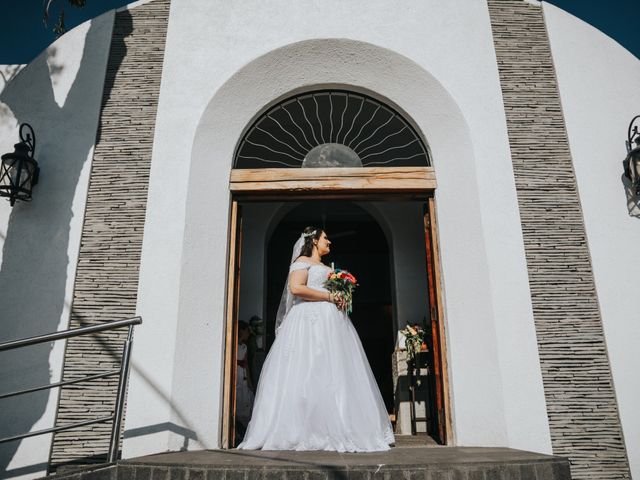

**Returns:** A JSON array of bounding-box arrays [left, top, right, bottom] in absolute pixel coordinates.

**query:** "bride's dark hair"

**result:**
[[299, 226, 323, 258]]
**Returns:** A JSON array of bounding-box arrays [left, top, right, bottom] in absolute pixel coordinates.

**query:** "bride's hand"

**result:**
[[331, 292, 347, 311]]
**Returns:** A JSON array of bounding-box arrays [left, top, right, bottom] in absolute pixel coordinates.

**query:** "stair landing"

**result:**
[[49, 444, 570, 479]]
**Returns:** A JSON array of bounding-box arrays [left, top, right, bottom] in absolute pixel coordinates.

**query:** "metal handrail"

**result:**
[[0, 316, 142, 464], [0, 369, 120, 400], [0, 416, 115, 444], [0, 316, 142, 351]]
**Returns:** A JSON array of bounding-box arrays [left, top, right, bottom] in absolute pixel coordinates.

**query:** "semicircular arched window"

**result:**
[[234, 90, 431, 169]]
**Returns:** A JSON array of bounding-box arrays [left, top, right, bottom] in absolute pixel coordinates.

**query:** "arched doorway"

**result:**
[[222, 87, 449, 449]]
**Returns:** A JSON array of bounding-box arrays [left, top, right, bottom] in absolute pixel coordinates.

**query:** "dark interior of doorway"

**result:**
[[234, 199, 442, 445], [265, 201, 396, 414]]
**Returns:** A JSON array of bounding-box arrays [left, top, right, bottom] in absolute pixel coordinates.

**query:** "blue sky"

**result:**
[[0, 1, 637, 64]]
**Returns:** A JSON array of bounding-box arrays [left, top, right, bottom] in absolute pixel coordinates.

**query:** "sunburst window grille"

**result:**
[[234, 90, 430, 169]]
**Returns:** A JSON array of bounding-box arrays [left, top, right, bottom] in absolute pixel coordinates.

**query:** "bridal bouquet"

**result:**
[[324, 268, 358, 315]]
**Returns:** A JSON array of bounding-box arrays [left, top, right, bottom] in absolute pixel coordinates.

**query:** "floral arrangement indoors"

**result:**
[[400, 324, 426, 362]]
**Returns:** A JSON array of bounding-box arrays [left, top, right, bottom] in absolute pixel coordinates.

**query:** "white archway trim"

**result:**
[[127, 38, 550, 457]]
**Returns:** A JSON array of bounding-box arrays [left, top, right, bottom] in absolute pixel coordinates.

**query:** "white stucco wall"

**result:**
[[0, 13, 113, 480], [0, 66, 25, 99], [127, 0, 551, 457], [365, 202, 430, 329], [544, 3, 640, 477], [237, 203, 282, 324]]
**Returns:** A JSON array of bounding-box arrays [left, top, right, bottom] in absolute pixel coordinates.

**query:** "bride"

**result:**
[[237, 226, 395, 452]]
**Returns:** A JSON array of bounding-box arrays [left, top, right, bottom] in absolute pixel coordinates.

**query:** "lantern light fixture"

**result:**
[[0, 123, 40, 206], [623, 115, 640, 196]]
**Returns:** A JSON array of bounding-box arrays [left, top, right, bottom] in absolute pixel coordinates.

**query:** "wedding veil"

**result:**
[[274, 234, 306, 336]]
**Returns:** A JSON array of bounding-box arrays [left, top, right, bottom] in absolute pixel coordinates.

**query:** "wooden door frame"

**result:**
[[221, 166, 452, 447], [221, 200, 242, 449], [424, 197, 453, 444], [229, 166, 436, 194]]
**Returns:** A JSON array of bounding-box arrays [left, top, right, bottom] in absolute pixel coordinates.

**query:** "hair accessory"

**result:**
[[302, 230, 317, 239]]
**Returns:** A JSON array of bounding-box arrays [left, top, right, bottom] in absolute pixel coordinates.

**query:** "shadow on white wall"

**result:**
[[0, 13, 131, 476]]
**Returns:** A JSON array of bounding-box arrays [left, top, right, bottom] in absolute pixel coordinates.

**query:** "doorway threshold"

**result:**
[[394, 434, 440, 448], [107, 447, 571, 480]]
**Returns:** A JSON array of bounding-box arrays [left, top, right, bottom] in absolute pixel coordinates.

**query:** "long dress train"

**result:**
[[237, 261, 394, 452]]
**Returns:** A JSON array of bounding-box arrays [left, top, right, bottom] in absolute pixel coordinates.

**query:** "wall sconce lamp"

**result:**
[[623, 115, 640, 196], [0, 123, 40, 206]]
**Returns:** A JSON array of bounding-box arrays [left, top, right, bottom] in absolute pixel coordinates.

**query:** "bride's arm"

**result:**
[[289, 269, 336, 303]]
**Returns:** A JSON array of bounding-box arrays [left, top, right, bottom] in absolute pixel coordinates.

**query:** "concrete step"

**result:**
[[47, 446, 571, 480]]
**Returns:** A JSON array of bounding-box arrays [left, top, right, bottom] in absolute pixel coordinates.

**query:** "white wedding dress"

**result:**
[[237, 261, 395, 452]]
